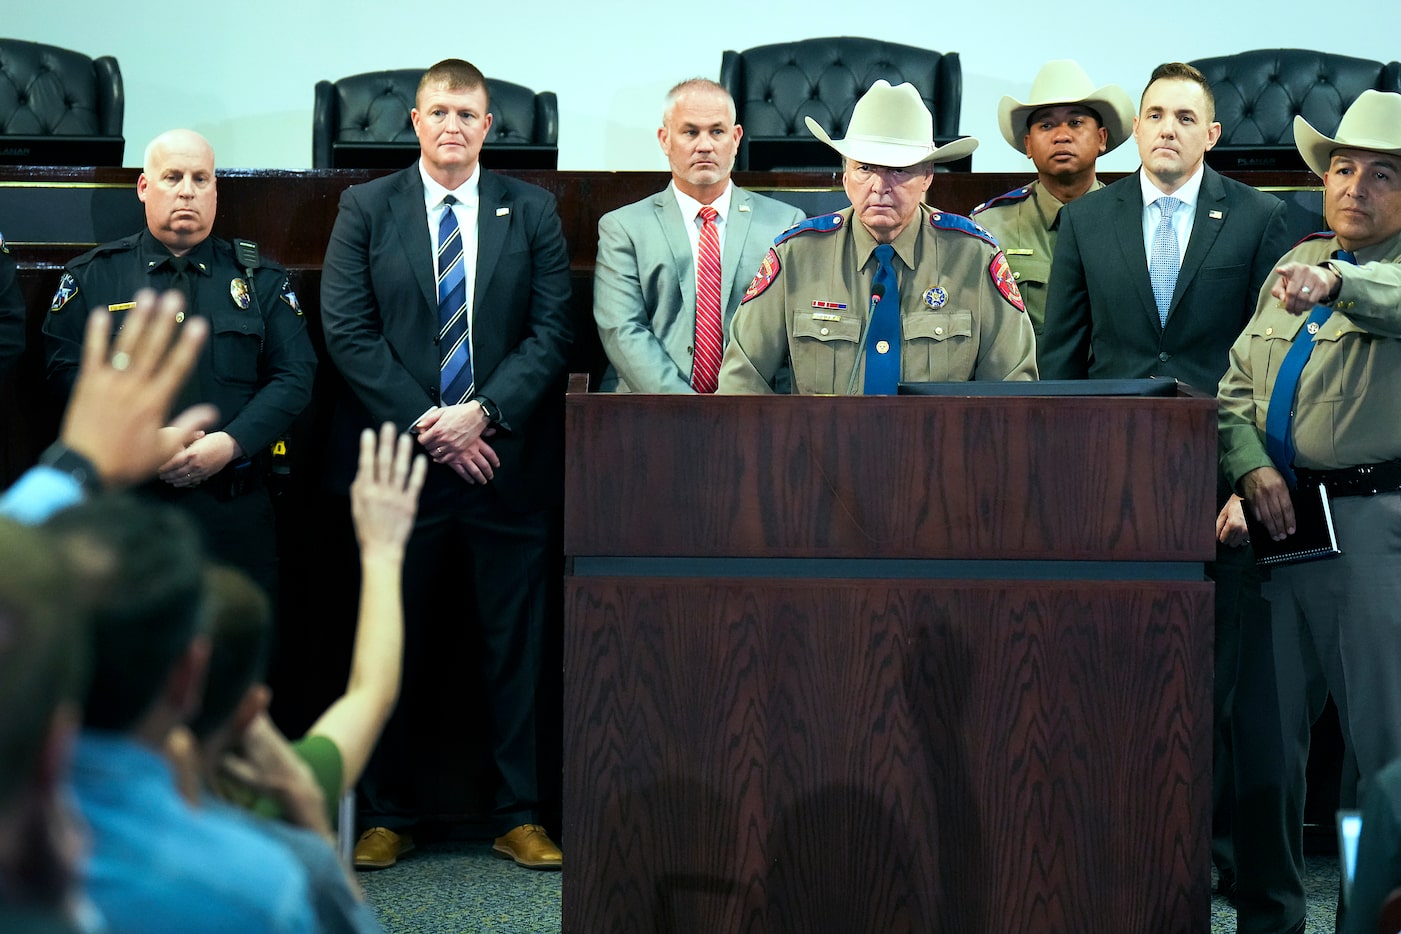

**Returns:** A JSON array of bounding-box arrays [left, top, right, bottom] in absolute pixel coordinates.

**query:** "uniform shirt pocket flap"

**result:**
[[906, 311, 973, 342]]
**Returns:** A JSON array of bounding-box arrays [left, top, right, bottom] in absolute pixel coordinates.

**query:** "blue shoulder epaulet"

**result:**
[[1294, 229, 1337, 248], [928, 210, 998, 248], [971, 184, 1033, 215], [775, 212, 844, 245]]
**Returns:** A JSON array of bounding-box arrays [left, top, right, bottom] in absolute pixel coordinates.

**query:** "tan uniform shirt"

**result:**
[[718, 204, 1037, 394], [1219, 226, 1401, 486], [972, 179, 1103, 336]]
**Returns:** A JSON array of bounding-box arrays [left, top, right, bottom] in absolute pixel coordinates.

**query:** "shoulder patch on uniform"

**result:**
[[1293, 229, 1337, 248], [989, 251, 1025, 313], [49, 272, 79, 313], [775, 212, 843, 246], [971, 185, 1033, 216], [741, 248, 782, 304], [929, 211, 999, 248], [278, 278, 303, 315]]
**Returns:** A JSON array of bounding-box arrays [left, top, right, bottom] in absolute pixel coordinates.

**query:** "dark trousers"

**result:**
[[360, 482, 552, 835], [1209, 541, 1255, 887], [151, 482, 280, 603]]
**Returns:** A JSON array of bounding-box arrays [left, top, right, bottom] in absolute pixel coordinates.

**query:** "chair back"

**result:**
[[719, 38, 962, 170]]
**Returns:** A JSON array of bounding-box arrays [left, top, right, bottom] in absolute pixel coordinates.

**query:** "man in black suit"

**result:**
[[320, 58, 572, 871], [1040, 61, 1291, 929]]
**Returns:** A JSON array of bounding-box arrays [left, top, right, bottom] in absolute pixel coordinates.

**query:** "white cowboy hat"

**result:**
[[1294, 89, 1401, 177], [805, 79, 978, 168], [996, 60, 1136, 155]]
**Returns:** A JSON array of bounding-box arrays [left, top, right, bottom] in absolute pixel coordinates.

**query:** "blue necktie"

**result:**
[[863, 243, 900, 395], [437, 195, 474, 406], [1149, 196, 1182, 328], [1263, 249, 1356, 487]]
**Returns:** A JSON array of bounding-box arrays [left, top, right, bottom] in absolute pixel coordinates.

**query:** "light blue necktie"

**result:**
[[1149, 196, 1182, 328], [437, 195, 474, 405], [863, 243, 900, 395], [1264, 249, 1357, 487]]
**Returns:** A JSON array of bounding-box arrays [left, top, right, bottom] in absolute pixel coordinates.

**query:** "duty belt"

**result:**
[[1295, 459, 1401, 498]]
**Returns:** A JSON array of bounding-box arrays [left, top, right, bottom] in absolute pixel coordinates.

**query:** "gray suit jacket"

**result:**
[[593, 183, 804, 392]]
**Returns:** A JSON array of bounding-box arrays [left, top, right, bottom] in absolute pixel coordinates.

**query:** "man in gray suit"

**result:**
[[593, 78, 805, 392]]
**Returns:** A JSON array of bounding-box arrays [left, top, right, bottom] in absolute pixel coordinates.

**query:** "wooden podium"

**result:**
[[562, 387, 1217, 934]]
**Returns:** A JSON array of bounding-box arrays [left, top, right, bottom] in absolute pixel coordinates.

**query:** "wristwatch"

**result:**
[[37, 441, 104, 496], [474, 396, 501, 425]]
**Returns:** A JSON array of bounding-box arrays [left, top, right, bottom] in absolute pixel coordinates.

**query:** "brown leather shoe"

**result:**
[[353, 827, 414, 870], [492, 824, 562, 870]]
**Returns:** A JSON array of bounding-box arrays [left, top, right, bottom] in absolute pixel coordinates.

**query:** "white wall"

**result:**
[[6, 1, 1397, 174]]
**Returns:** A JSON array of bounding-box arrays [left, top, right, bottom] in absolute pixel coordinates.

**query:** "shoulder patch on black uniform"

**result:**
[[928, 211, 999, 248], [1293, 229, 1337, 248], [971, 185, 1034, 216], [775, 212, 844, 246], [50, 272, 79, 313], [278, 278, 303, 315]]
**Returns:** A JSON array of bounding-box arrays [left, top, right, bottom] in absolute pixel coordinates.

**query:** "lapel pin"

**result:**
[[738, 205, 751, 213], [496, 207, 510, 217], [1209, 210, 1223, 219]]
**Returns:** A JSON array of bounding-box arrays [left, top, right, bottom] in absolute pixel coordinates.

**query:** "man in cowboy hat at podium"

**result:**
[[718, 79, 1036, 395], [1219, 88, 1401, 934], [971, 60, 1136, 338]]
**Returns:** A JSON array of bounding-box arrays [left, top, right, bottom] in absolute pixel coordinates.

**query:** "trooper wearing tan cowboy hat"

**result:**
[[1218, 88, 1401, 934], [718, 79, 1036, 394], [970, 60, 1135, 335]]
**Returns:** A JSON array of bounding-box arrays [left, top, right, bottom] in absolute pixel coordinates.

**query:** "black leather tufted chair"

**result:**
[[312, 70, 558, 169], [0, 38, 124, 165], [1189, 49, 1401, 170], [719, 38, 964, 171]]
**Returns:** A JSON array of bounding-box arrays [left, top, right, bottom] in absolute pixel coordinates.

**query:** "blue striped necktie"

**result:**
[[1263, 248, 1356, 486], [437, 195, 474, 405], [863, 243, 900, 395]]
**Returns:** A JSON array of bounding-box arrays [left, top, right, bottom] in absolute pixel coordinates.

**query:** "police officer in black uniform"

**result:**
[[41, 129, 315, 598]]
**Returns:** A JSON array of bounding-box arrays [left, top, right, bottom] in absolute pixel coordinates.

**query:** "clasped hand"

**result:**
[[413, 402, 500, 484]]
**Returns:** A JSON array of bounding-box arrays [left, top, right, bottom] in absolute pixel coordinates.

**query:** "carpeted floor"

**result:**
[[360, 843, 1339, 933], [359, 841, 561, 933]]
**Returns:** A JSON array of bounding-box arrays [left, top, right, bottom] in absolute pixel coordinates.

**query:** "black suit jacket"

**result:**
[[320, 164, 573, 507], [1040, 166, 1291, 394]]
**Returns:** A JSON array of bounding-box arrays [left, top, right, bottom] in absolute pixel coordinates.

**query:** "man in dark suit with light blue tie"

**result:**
[[320, 58, 571, 872], [593, 78, 804, 393], [1040, 61, 1292, 928]]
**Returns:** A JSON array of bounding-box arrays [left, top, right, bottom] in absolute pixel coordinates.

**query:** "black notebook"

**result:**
[[1246, 482, 1342, 567]]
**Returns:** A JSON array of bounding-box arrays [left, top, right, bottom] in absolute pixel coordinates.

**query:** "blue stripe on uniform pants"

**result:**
[[438, 195, 474, 405], [864, 242, 900, 395], [1263, 249, 1356, 487]]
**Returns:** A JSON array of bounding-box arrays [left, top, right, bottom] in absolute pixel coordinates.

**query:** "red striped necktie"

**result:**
[[693, 205, 722, 393]]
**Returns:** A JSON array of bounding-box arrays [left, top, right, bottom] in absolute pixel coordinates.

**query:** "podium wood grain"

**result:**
[[563, 391, 1216, 933], [563, 579, 1212, 933]]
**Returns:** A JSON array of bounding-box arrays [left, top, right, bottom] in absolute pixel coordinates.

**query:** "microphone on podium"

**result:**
[[845, 282, 887, 396]]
